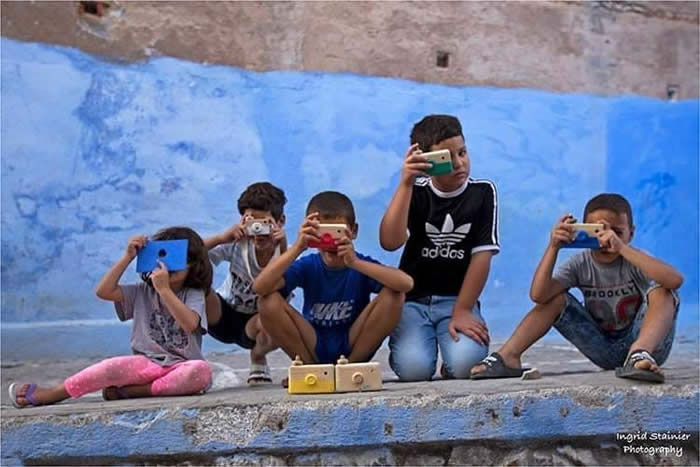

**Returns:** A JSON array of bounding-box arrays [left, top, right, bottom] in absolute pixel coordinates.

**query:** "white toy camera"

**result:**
[[245, 219, 273, 236]]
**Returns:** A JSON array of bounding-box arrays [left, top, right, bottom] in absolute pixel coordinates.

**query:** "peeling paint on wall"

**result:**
[[1, 39, 697, 358]]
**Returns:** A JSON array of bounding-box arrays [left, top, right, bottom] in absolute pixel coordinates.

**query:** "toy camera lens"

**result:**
[[158, 249, 167, 257]]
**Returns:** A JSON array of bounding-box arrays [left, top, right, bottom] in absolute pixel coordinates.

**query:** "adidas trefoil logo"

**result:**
[[425, 214, 471, 247], [422, 214, 470, 260]]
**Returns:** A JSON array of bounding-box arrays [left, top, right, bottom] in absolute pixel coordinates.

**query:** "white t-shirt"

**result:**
[[209, 239, 278, 315]]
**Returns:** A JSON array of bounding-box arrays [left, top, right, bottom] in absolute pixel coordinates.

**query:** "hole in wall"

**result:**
[[79, 1, 109, 17], [436, 51, 450, 68], [667, 84, 679, 102]]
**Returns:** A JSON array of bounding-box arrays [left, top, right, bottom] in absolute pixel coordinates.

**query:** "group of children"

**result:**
[[9, 114, 683, 408]]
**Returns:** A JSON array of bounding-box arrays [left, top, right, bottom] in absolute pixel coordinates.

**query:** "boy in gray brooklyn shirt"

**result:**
[[470, 193, 683, 383]]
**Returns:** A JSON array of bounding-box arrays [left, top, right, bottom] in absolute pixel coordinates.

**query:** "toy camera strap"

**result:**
[[240, 239, 281, 282]]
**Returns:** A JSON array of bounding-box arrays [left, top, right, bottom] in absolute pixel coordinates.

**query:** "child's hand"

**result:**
[[335, 230, 357, 266], [550, 214, 576, 249], [150, 261, 171, 293], [448, 308, 490, 346], [294, 213, 321, 250], [400, 143, 431, 186], [223, 223, 247, 243], [126, 235, 147, 259], [272, 225, 286, 245], [596, 221, 625, 253]]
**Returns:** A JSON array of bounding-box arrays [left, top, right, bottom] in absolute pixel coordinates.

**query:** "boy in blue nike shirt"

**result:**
[[253, 191, 413, 364]]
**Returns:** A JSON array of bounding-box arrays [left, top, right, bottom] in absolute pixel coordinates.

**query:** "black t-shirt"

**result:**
[[398, 177, 500, 300]]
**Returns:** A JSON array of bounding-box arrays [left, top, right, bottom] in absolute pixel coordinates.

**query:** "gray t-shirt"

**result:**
[[115, 283, 208, 366], [553, 250, 670, 331], [209, 239, 278, 315]]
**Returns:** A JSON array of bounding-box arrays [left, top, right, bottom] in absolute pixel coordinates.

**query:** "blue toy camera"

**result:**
[[561, 224, 603, 249], [136, 239, 188, 272]]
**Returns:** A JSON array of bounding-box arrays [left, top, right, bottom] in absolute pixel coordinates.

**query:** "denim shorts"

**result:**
[[553, 292, 678, 370]]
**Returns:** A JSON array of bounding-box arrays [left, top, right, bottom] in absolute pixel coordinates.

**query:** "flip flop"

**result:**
[[8, 383, 40, 408], [247, 364, 272, 385], [470, 352, 528, 380], [615, 349, 664, 384]]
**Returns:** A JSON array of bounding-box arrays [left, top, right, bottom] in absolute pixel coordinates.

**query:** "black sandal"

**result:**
[[470, 352, 528, 380], [615, 349, 665, 384]]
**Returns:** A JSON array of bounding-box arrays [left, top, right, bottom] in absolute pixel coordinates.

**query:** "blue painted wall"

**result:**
[[1, 38, 697, 359]]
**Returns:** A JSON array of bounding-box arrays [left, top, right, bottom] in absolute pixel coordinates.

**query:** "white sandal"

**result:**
[[247, 363, 272, 385]]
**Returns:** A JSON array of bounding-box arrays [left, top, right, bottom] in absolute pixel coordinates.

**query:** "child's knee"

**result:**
[[185, 361, 212, 391], [257, 293, 281, 321], [648, 288, 676, 310], [545, 293, 567, 311], [443, 338, 488, 379], [379, 287, 406, 304], [390, 347, 436, 381], [204, 290, 221, 322]]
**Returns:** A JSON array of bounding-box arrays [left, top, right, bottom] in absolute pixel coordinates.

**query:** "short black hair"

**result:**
[[306, 191, 356, 226], [410, 114, 464, 152], [238, 182, 287, 220], [141, 226, 213, 291], [584, 193, 634, 227]]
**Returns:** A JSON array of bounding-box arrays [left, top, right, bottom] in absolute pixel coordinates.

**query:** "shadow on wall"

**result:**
[[1, 38, 698, 359]]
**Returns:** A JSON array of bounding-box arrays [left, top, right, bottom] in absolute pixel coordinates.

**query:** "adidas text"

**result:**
[[421, 245, 465, 260]]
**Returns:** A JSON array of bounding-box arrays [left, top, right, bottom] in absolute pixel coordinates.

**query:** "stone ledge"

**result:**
[[2, 381, 698, 464], [2, 343, 697, 465]]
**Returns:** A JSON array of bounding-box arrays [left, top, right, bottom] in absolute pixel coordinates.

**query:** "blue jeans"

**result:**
[[389, 296, 488, 381], [554, 292, 678, 370]]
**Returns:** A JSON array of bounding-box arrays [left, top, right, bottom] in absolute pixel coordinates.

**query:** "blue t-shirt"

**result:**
[[281, 252, 383, 333]]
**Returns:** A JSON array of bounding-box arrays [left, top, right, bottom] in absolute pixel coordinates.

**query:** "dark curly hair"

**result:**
[[140, 226, 213, 292], [237, 182, 287, 221], [410, 114, 464, 152]]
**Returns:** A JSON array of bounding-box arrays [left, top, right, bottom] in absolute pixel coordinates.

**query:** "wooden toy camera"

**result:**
[[422, 149, 453, 176], [288, 356, 335, 394], [561, 223, 604, 249], [287, 355, 383, 394], [308, 224, 347, 251], [335, 356, 382, 393], [244, 218, 273, 236]]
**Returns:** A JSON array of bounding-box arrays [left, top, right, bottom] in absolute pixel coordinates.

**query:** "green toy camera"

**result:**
[[423, 149, 453, 176]]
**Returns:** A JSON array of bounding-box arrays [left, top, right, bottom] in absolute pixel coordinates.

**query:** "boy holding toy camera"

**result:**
[[470, 193, 683, 383], [253, 191, 413, 367], [204, 182, 287, 384], [380, 114, 499, 381]]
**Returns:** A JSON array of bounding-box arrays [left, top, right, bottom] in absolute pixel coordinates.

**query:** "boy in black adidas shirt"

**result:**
[[380, 115, 499, 381]]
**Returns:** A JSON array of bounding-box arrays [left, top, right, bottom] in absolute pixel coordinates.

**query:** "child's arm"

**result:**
[[380, 143, 431, 251], [95, 235, 147, 302], [150, 261, 201, 333], [203, 223, 246, 250], [448, 251, 493, 345], [529, 214, 575, 303], [336, 235, 413, 292], [597, 226, 684, 289], [253, 213, 321, 295]]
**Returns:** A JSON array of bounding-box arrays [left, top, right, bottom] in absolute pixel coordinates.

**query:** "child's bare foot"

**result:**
[[632, 354, 663, 374], [8, 383, 67, 408], [615, 349, 665, 383]]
